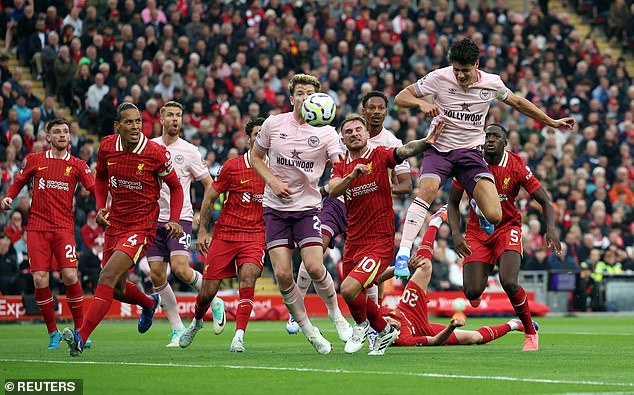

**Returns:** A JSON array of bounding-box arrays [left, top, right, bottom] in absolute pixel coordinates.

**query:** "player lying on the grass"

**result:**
[[1, 119, 95, 351], [447, 123, 558, 351], [179, 118, 267, 353], [377, 209, 536, 347], [62, 103, 185, 357], [146, 101, 225, 347], [328, 114, 443, 355]]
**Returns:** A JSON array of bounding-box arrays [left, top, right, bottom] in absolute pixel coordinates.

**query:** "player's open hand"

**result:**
[[408, 255, 430, 272], [349, 163, 370, 180], [271, 178, 291, 200], [165, 221, 184, 239], [0, 197, 12, 210], [196, 231, 211, 256], [550, 117, 575, 129], [545, 227, 562, 255], [450, 316, 466, 327], [96, 207, 110, 227], [422, 121, 445, 146], [419, 101, 440, 118], [452, 233, 471, 258]]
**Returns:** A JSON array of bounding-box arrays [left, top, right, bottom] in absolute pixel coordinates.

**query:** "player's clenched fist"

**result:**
[[96, 207, 110, 227], [0, 197, 12, 210], [348, 163, 370, 180], [165, 220, 184, 239], [419, 101, 440, 118]]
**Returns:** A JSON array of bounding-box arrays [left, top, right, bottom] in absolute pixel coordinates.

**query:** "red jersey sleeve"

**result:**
[[384, 147, 398, 169], [77, 159, 95, 193], [451, 177, 464, 191], [332, 160, 345, 180], [211, 160, 232, 194], [94, 144, 109, 208], [516, 159, 541, 195], [6, 154, 36, 198]]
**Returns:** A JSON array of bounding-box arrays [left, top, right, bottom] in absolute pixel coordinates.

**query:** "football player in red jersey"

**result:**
[[61, 103, 184, 356], [328, 113, 442, 355], [179, 118, 267, 352], [2, 119, 95, 350], [448, 124, 561, 351]]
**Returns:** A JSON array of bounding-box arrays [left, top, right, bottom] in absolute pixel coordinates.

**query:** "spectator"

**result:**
[[80, 210, 104, 252], [3, 210, 23, 244], [0, 231, 21, 295]]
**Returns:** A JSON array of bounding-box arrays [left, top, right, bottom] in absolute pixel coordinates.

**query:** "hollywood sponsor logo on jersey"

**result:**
[[109, 176, 142, 190], [241, 192, 264, 203], [38, 178, 70, 191], [276, 149, 315, 172], [442, 103, 484, 126]]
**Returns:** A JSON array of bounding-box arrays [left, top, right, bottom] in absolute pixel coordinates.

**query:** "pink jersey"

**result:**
[[368, 127, 410, 177], [413, 66, 510, 152], [152, 137, 208, 222], [255, 112, 342, 211]]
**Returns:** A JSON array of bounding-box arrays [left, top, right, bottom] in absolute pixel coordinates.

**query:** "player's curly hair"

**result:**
[[114, 102, 140, 122], [448, 38, 480, 66], [361, 91, 388, 108], [288, 74, 320, 95], [485, 123, 508, 139], [245, 117, 265, 137]]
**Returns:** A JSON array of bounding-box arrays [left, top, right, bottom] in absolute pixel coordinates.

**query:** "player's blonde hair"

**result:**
[[339, 113, 367, 134], [160, 100, 184, 115], [288, 74, 320, 95]]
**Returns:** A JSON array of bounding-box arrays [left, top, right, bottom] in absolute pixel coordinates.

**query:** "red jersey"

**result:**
[[6, 150, 95, 232], [454, 150, 541, 235], [95, 134, 176, 233], [211, 151, 265, 242], [332, 146, 399, 244]]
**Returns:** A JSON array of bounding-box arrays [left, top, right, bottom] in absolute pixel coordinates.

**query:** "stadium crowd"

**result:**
[[0, 0, 633, 312]]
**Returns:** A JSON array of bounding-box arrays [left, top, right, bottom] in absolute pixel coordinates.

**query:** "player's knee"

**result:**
[[239, 277, 257, 289], [501, 281, 520, 296], [171, 262, 191, 281], [62, 272, 78, 286], [340, 282, 358, 303], [486, 207, 502, 225], [275, 270, 294, 289], [32, 272, 49, 288], [463, 287, 481, 301]]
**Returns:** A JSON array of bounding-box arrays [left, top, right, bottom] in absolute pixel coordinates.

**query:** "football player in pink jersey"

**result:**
[[393, 38, 574, 278]]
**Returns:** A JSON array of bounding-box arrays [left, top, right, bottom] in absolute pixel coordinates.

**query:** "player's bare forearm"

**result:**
[[426, 322, 459, 346], [532, 186, 561, 253], [199, 185, 220, 233], [395, 85, 423, 108], [391, 173, 412, 195], [328, 176, 353, 198], [250, 147, 276, 186], [377, 267, 395, 283], [396, 140, 430, 161], [505, 94, 555, 127], [447, 185, 463, 235]]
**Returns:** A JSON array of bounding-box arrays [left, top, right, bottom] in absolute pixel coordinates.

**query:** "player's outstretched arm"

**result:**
[[503, 93, 575, 129], [395, 85, 439, 117], [448, 184, 471, 258], [250, 145, 291, 199], [531, 186, 562, 255], [395, 121, 445, 161], [426, 318, 464, 346], [328, 163, 370, 198], [196, 183, 221, 256]]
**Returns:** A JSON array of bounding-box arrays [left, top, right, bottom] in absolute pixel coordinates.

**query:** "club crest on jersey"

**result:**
[[502, 177, 511, 190], [367, 161, 373, 174], [136, 163, 145, 175], [308, 136, 320, 147], [174, 154, 185, 164], [480, 90, 491, 100], [64, 166, 72, 176]]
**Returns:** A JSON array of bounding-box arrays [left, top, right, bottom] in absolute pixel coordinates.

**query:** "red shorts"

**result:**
[[203, 239, 266, 280], [103, 229, 155, 266], [395, 281, 459, 345], [27, 230, 77, 272], [342, 238, 394, 289], [463, 224, 523, 266]]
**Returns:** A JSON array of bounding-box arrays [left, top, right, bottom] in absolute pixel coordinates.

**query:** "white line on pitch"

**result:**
[[1, 358, 633, 388]]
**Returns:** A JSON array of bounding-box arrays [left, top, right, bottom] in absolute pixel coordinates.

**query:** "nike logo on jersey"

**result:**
[[69, 259, 77, 263], [240, 179, 251, 184], [107, 162, 116, 166], [38, 166, 48, 170]]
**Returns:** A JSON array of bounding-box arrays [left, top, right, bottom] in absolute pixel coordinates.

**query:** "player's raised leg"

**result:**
[[498, 250, 538, 351]]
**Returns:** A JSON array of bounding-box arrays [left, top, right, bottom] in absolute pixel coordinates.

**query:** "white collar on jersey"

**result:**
[[496, 150, 509, 167], [115, 133, 148, 154], [244, 150, 268, 168], [45, 150, 70, 161], [345, 146, 373, 164]]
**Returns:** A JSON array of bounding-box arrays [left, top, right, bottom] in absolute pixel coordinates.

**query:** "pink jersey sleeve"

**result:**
[[254, 116, 272, 152], [412, 70, 440, 98], [491, 74, 511, 101], [324, 126, 343, 158], [189, 147, 209, 181]]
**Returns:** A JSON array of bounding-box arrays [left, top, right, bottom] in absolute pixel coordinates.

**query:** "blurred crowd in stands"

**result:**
[[0, 0, 633, 312]]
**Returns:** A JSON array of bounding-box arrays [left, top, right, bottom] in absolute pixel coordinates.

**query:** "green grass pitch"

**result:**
[[1, 317, 634, 395]]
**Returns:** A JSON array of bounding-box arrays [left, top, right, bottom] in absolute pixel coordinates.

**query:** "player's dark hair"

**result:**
[[448, 38, 480, 65], [361, 91, 388, 108], [485, 123, 508, 139], [245, 117, 265, 137], [160, 100, 184, 115], [339, 113, 367, 134], [114, 102, 140, 122], [45, 118, 70, 133]]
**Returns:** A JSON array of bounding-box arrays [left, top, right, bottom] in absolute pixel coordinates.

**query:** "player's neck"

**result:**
[[349, 145, 369, 160], [485, 151, 503, 165], [49, 148, 68, 158], [162, 133, 179, 146], [293, 110, 306, 125], [368, 126, 381, 138]]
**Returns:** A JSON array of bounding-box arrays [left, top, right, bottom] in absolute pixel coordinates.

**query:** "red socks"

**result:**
[[236, 287, 254, 332], [416, 223, 440, 260], [194, 294, 211, 320], [365, 296, 388, 333], [35, 287, 57, 334], [119, 281, 154, 309], [78, 284, 114, 342], [347, 292, 368, 324], [508, 287, 536, 335], [347, 291, 388, 332], [65, 281, 84, 329], [477, 324, 512, 344]]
